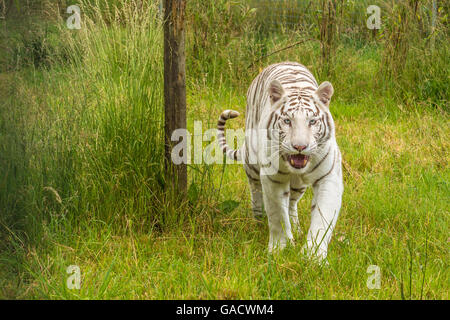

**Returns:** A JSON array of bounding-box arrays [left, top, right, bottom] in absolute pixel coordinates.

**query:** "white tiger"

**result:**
[[217, 62, 343, 261]]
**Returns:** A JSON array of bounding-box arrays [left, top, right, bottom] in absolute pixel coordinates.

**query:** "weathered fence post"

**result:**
[[163, 0, 187, 193], [431, 0, 437, 50]]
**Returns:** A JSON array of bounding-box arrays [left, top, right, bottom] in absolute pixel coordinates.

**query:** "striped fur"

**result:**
[[217, 62, 343, 261], [217, 109, 241, 161]]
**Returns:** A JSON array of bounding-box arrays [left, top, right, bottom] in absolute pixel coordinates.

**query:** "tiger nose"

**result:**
[[292, 144, 307, 151]]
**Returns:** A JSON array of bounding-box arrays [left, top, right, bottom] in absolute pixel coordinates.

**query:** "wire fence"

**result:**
[[251, 0, 318, 31], [248, 0, 441, 43]]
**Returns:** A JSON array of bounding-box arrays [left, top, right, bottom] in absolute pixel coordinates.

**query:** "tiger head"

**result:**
[[268, 79, 335, 170]]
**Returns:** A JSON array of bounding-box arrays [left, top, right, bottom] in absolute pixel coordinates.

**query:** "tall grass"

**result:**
[[380, 0, 449, 107], [187, 0, 448, 108], [0, 0, 189, 251]]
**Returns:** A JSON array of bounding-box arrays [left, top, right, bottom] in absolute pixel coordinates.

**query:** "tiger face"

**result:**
[[268, 80, 334, 170]]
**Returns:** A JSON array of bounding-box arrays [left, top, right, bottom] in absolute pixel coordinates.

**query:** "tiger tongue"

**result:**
[[288, 154, 309, 169]]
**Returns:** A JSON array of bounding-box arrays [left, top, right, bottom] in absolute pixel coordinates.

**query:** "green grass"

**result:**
[[0, 0, 448, 299]]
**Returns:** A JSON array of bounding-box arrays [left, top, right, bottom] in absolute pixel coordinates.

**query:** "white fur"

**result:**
[[219, 62, 343, 262]]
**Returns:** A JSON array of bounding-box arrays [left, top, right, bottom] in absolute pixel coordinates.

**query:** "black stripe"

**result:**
[[322, 112, 332, 142], [267, 176, 283, 184], [313, 150, 336, 187], [282, 79, 303, 85], [273, 113, 280, 126], [291, 187, 306, 194], [307, 146, 331, 174], [248, 132, 257, 157], [319, 114, 327, 140], [244, 166, 260, 180], [266, 111, 275, 139], [247, 164, 259, 175], [247, 175, 260, 182], [253, 83, 259, 106], [284, 86, 301, 91]]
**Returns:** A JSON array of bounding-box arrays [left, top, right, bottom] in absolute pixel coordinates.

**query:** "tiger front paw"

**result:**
[[301, 243, 329, 264]]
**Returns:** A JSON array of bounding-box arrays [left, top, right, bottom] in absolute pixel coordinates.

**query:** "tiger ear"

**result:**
[[314, 81, 334, 108], [268, 80, 285, 105]]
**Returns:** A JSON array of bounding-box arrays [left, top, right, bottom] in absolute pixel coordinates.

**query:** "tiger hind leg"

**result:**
[[247, 176, 264, 219], [289, 186, 306, 235]]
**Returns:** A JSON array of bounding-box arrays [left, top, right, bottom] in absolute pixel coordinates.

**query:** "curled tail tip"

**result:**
[[221, 109, 240, 119], [217, 109, 242, 162], [228, 110, 240, 118]]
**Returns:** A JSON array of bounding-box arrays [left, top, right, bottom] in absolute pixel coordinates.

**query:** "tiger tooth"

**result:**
[[290, 159, 294, 166]]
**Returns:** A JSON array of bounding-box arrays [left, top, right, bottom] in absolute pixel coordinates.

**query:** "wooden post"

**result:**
[[431, 0, 437, 50], [163, 0, 187, 193]]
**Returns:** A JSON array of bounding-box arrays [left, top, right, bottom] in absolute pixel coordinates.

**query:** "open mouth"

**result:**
[[287, 153, 309, 169]]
